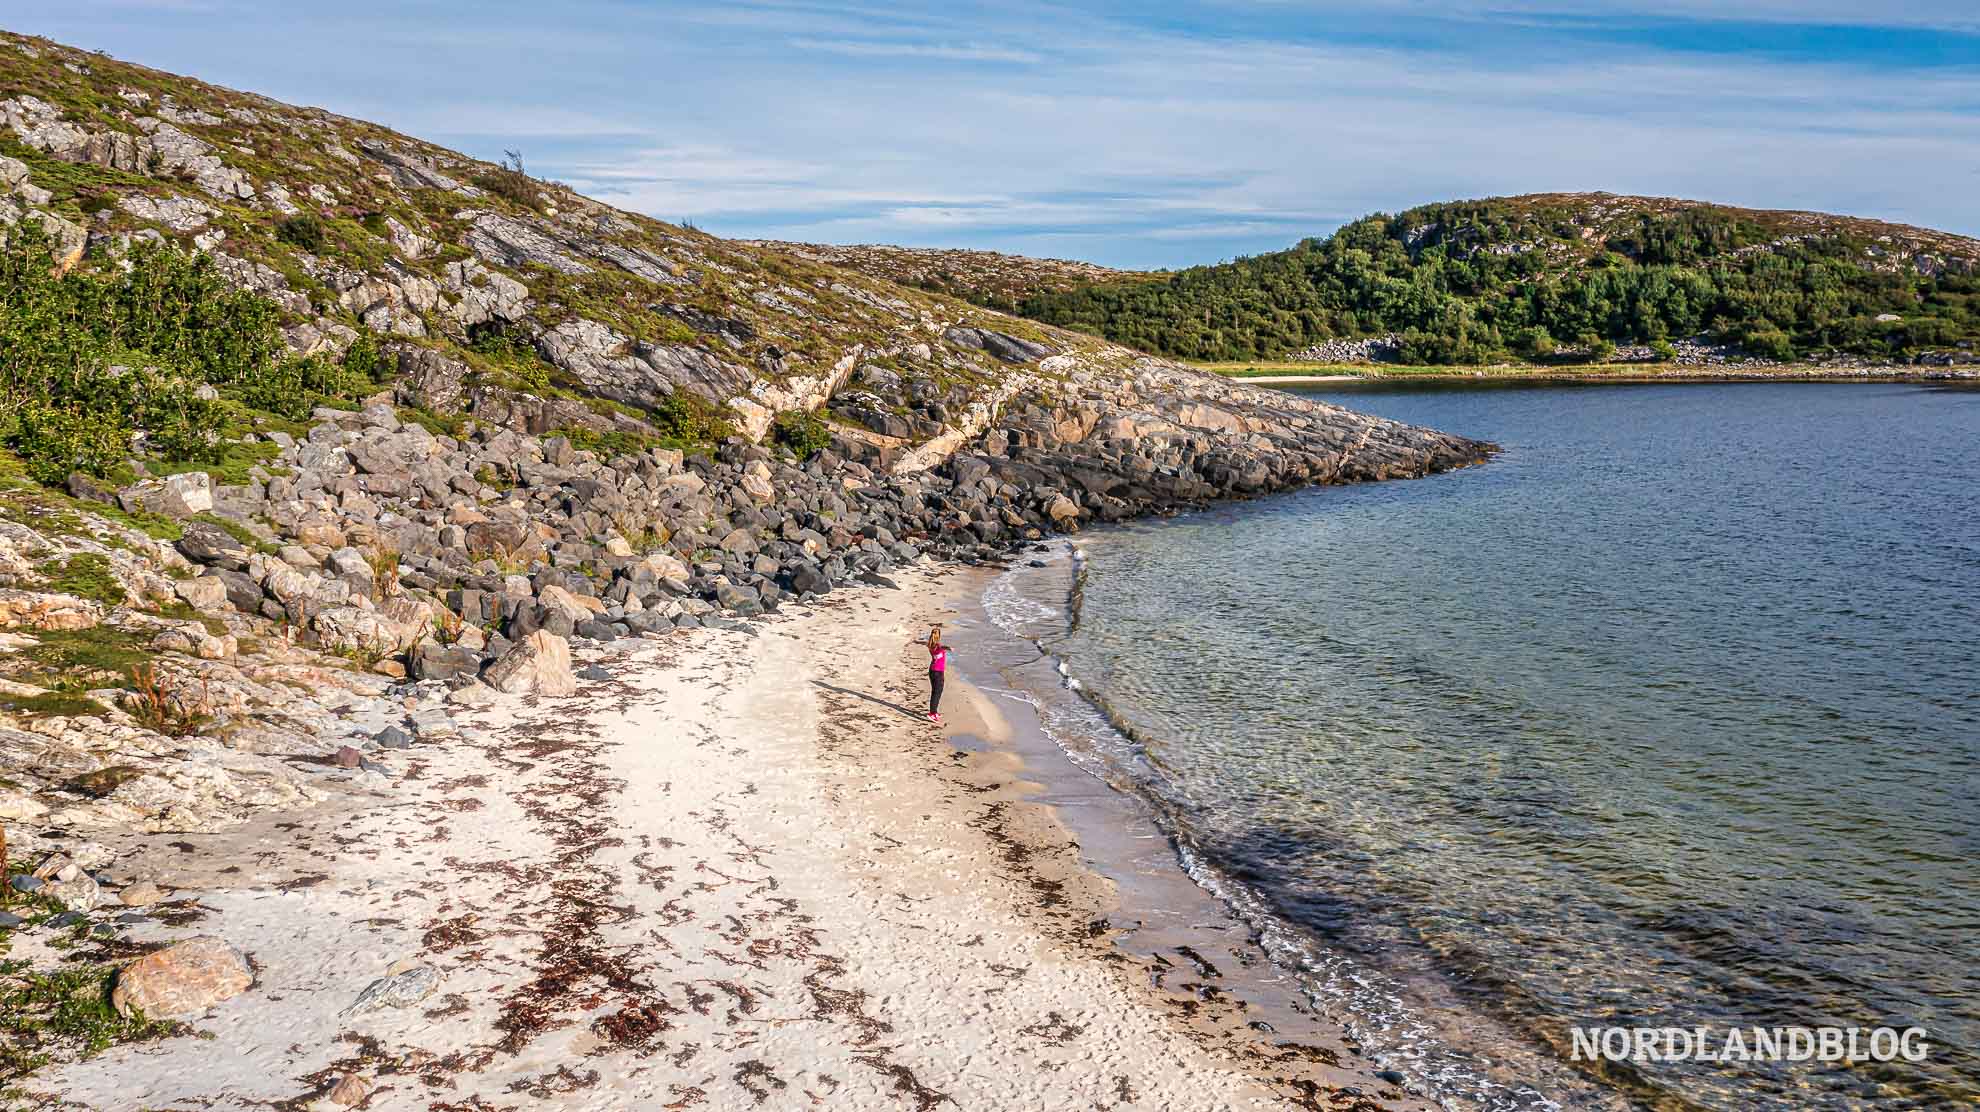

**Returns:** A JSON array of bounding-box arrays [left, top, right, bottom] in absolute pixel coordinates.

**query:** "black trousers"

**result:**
[[928, 669, 945, 714]]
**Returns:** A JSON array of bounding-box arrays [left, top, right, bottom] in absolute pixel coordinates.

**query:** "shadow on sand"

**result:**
[[812, 680, 925, 721]]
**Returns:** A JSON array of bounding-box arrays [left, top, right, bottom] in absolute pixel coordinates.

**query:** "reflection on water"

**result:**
[[997, 381, 1980, 1111]]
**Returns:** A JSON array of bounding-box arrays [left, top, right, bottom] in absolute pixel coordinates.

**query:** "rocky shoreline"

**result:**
[[0, 358, 1489, 1097]]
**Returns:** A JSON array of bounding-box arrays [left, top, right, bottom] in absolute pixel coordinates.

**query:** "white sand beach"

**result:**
[[37, 568, 1426, 1110]]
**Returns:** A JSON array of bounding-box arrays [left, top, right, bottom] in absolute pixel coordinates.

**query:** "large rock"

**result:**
[[342, 965, 440, 1015], [312, 597, 431, 655], [410, 642, 481, 683], [481, 630, 577, 696], [111, 936, 254, 1019], [177, 521, 251, 570], [173, 576, 232, 613], [34, 858, 101, 911], [0, 589, 102, 631], [118, 472, 214, 517], [944, 326, 1057, 364]]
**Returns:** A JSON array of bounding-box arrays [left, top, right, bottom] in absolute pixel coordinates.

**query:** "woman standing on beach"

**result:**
[[912, 626, 947, 723]]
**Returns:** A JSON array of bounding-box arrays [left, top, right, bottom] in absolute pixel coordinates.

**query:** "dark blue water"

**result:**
[[1033, 381, 1980, 1110]]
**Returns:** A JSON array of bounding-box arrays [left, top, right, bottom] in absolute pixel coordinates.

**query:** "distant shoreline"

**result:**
[[1200, 361, 1980, 385]]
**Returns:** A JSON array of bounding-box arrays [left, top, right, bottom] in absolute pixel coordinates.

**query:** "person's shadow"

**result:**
[[812, 680, 923, 720]]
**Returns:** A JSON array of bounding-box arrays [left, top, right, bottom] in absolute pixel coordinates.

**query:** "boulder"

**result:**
[[481, 630, 577, 696], [341, 964, 440, 1015], [112, 936, 254, 1019], [328, 1075, 373, 1107], [176, 521, 251, 569], [118, 471, 214, 517], [0, 589, 102, 631], [173, 576, 232, 613], [35, 859, 101, 911], [410, 642, 481, 684], [119, 880, 166, 907]]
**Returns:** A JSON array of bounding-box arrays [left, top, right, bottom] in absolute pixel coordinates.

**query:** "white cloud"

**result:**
[[786, 37, 1046, 64], [7, 0, 1976, 267]]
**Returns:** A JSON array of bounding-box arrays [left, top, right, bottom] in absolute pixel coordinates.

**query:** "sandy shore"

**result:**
[[36, 565, 1427, 1110]]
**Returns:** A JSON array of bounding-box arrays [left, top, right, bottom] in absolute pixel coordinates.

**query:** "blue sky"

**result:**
[[7, 1, 1978, 268]]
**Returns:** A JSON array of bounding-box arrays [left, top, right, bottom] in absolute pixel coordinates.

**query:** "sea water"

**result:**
[[984, 380, 1980, 1110]]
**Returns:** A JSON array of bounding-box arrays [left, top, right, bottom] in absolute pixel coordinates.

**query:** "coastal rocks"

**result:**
[[327, 1075, 373, 1106], [341, 964, 440, 1016], [943, 326, 1058, 364], [111, 935, 254, 1019], [33, 858, 101, 911], [118, 472, 214, 517], [0, 589, 102, 631], [1285, 335, 1403, 363], [410, 643, 481, 683], [481, 630, 576, 696], [118, 880, 166, 907]]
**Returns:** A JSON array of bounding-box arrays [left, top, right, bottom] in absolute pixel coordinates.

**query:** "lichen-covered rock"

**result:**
[[481, 630, 576, 696], [112, 935, 253, 1019], [118, 472, 213, 517], [0, 589, 102, 631]]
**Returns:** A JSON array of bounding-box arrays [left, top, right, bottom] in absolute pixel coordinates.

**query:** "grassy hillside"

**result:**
[[0, 29, 1100, 486], [745, 240, 1159, 314], [1017, 193, 1980, 365]]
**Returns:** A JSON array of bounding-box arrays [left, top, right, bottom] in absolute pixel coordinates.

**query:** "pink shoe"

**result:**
[[928, 712, 942, 723]]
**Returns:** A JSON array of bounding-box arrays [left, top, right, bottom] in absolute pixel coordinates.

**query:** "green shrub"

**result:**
[[651, 391, 731, 446], [1741, 326, 1796, 362], [771, 410, 832, 459], [1649, 339, 1678, 362], [10, 406, 128, 483], [274, 213, 326, 253], [0, 219, 363, 481], [471, 152, 541, 211]]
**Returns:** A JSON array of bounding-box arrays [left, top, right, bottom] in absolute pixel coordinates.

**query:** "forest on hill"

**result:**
[[1016, 195, 1980, 364]]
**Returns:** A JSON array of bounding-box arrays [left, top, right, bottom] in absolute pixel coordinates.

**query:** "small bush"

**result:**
[[121, 662, 211, 738], [651, 391, 732, 447], [1649, 339, 1678, 362], [471, 150, 541, 211], [771, 410, 832, 459], [1741, 326, 1796, 362], [274, 213, 326, 253]]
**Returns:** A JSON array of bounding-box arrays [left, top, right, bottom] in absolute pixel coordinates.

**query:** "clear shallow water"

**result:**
[[992, 381, 1980, 1110]]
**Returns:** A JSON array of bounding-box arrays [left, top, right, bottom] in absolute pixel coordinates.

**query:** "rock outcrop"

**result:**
[[111, 936, 255, 1020]]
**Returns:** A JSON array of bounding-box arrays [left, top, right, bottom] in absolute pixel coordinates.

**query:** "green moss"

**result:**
[[396, 406, 468, 439], [551, 426, 658, 458], [147, 438, 281, 487], [0, 690, 106, 718], [14, 627, 152, 688], [45, 554, 124, 607]]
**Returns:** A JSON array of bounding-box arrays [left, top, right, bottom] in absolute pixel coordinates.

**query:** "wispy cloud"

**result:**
[[786, 37, 1045, 64], [9, 1, 1978, 267]]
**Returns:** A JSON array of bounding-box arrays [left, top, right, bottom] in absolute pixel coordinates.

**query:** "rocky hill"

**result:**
[[0, 21, 1488, 1033], [1016, 192, 1980, 365], [744, 240, 1160, 313]]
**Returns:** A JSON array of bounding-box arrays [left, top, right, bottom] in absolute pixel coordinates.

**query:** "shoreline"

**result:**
[[1213, 366, 1980, 385], [35, 565, 1434, 1109]]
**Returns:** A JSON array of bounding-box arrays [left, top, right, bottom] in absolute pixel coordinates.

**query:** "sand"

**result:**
[[38, 566, 1427, 1111]]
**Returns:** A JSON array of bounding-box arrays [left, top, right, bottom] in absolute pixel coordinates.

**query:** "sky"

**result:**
[[6, 1, 1979, 269]]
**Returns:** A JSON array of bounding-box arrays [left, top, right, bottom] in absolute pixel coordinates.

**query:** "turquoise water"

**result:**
[[1012, 381, 1980, 1110]]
